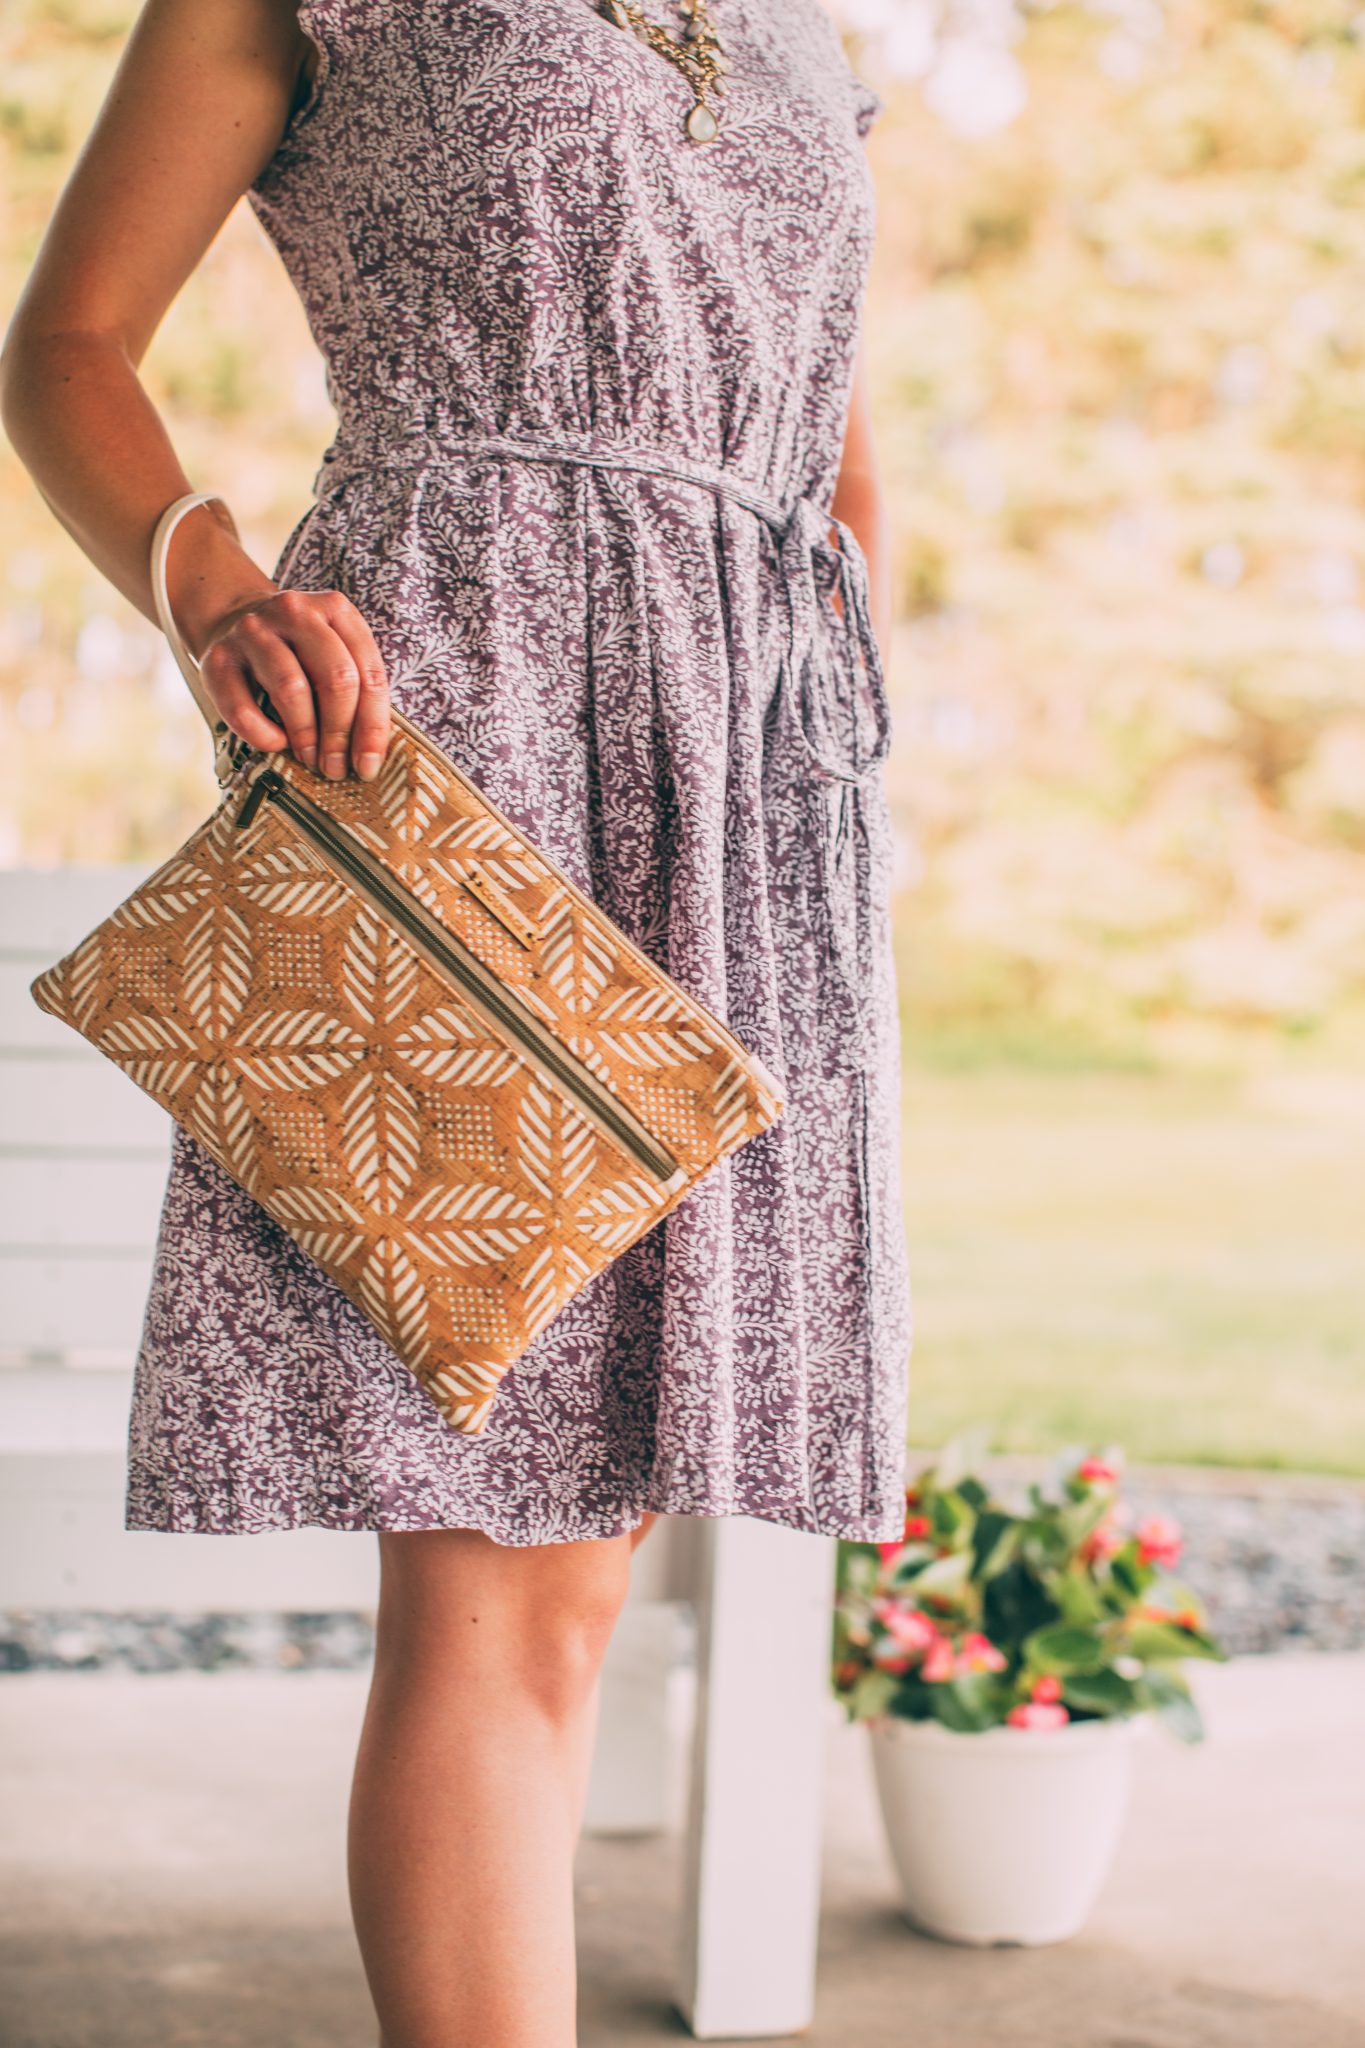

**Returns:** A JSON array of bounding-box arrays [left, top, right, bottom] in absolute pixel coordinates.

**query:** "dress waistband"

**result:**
[[312, 419, 892, 790], [314, 423, 793, 532]]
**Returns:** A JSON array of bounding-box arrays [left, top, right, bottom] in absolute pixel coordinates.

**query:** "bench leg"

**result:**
[[674, 1516, 836, 2040]]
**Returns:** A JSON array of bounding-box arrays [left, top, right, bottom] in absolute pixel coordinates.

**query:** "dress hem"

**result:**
[[123, 1485, 910, 1550]]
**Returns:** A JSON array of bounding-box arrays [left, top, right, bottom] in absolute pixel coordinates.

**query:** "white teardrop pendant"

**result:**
[[686, 98, 720, 142]]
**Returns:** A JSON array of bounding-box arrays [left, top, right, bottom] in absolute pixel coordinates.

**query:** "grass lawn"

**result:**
[[898, 1059, 1365, 1478]]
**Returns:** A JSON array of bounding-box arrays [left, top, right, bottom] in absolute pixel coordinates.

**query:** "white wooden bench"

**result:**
[[0, 862, 836, 2039]]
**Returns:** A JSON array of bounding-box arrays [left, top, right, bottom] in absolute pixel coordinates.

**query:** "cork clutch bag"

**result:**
[[29, 492, 786, 1434]]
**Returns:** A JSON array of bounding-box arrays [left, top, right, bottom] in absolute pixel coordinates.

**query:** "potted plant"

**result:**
[[832, 1426, 1227, 1946]]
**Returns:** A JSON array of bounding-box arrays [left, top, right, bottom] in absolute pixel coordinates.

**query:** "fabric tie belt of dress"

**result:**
[[310, 425, 894, 1072]]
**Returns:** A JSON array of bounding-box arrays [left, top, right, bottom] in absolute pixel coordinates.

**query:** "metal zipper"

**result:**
[[235, 765, 684, 1186]]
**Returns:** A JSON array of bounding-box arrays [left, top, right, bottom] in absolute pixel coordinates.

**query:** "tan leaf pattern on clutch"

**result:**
[[341, 907, 420, 1027], [341, 1066, 420, 1211], [182, 1063, 260, 1195], [541, 913, 614, 1017], [61, 929, 107, 1037], [183, 903, 253, 1038], [232, 1010, 368, 1093], [111, 856, 215, 930], [358, 1235, 431, 1370], [267, 1183, 367, 1268]]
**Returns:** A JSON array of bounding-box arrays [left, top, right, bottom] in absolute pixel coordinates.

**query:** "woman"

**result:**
[[1, 0, 911, 2040]]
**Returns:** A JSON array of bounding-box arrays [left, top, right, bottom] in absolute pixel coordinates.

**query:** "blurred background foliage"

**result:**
[[2, 0, 1362, 1470]]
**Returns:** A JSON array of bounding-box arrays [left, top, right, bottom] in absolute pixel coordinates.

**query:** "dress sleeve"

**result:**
[[247, 0, 345, 195], [288, 2, 334, 137]]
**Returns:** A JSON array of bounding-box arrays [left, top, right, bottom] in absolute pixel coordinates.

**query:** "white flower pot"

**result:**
[[867, 1711, 1148, 1946]]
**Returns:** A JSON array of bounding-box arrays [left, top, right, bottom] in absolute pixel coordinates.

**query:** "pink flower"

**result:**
[[921, 1637, 957, 1682], [1007, 1701, 1070, 1730], [1030, 1674, 1063, 1704], [903, 1514, 932, 1540], [872, 1637, 913, 1674], [873, 1599, 939, 1653], [1077, 1455, 1120, 1487], [959, 1631, 1007, 1673], [1136, 1514, 1182, 1568], [876, 1541, 903, 1566]]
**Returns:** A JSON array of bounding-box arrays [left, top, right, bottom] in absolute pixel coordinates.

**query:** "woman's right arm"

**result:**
[[0, 0, 391, 781]]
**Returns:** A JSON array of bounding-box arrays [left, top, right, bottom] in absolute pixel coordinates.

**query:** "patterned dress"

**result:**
[[125, 0, 913, 1545]]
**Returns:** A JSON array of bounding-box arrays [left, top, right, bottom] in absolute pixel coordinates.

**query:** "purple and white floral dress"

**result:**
[[125, 0, 913, 1546]]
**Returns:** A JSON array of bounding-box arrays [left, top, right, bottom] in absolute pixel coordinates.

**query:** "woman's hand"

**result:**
[[198, 585, 392, 781]]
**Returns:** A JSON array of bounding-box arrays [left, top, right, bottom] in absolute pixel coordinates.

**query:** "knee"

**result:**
[[375, 1529, 631, 1728], [517, 1566, 628, 1725]]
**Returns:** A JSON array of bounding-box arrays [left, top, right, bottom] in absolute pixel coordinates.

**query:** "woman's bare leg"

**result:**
[[349, 1523, 635, 2048]]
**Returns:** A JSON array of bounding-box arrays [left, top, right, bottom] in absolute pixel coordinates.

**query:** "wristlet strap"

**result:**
[[149, 489, 247, 780]]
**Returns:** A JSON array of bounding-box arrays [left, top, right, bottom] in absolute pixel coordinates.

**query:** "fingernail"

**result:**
[[301, 745, 318, 770], [323, 753, 346, 779], [355, 752, 382, 781]]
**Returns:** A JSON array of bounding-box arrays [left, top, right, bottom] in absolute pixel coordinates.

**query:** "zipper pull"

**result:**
[[235, 761, 283, 829]]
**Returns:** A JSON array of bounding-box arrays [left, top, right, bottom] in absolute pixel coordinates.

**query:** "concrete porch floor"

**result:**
[[0, 1651, 1362, 2048]]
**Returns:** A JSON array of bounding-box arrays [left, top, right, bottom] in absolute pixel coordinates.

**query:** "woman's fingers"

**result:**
[[200, 640, 290, 754], [324, 591, 392, 780], [236, 601, 331, 768], [199, 588, 392, 779]]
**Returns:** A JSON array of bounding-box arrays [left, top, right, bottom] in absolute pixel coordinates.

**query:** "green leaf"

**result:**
[[1109, 1551, 1144, 1598], [1138, 1665, 1205, 1744], [1024, 1623, 1110, 1674], [983, 1559, 1059, 1649], [1126, 1620, 1222, 1663], [1060, 1668, 1139, 1716], [930, 1492, 972, 1541], [1052, 1571, 1106, 1627], [847, 1670, 898, 1722], [972, 1510, 1018, 1578], [930, 1671, 1006, 1734]]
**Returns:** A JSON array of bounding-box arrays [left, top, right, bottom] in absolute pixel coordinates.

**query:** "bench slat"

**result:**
[[0, 1060, 171, 1150], [0, 1451, 382, 1609], [0, 863, 156, 951], [0, 1153, 169, 1249], [0, 1253, 155, 1358], [0, 1364, 135, 1451]]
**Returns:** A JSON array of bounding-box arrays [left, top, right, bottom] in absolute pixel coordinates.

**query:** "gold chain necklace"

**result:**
[[596, 0, 732, 145]]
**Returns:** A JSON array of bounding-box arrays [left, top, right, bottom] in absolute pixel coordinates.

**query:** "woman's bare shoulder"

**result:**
[[5, 0, 315, 360]]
